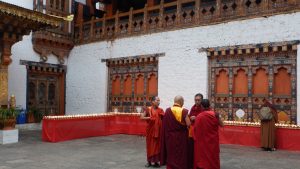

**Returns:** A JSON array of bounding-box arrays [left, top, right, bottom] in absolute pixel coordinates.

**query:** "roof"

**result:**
[[0, 1, 64, 28]]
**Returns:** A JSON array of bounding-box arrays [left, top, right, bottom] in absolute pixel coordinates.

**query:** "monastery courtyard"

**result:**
[[0, 130, 299, 169]]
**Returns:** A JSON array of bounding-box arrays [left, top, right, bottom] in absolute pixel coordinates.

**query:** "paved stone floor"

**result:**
[[0, 130, 300, 169]]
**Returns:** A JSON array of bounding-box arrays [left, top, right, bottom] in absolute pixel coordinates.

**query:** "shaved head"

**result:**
[[174, 95, 184, 107]]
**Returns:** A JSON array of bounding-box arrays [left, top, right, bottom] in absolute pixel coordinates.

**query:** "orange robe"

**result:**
[[145, 107, 164, 163]]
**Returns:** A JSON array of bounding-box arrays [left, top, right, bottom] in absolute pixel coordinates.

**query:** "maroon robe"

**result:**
[[189, 105, 204, 117], [145, 107, 164, 163], [188, 105, 203, 169], [194, 110, 220, 169], [160, 106, 189, 169]]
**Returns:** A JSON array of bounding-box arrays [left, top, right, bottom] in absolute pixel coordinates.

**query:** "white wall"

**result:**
[[1, 0, 33, 10], [8, 33, 68, 110], [65, 44, 109, 114], [67, 12, 300, 117]]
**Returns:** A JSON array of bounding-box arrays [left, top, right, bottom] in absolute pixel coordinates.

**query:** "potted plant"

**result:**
[[26, 108, 36, 123], [33, 109, 44, 123], [0, 108, 19, 130], [27, 108, 44, 123]]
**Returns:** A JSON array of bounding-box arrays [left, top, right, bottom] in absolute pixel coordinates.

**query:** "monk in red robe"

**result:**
[[161, 95, 191, 169], [188, 93, 204, 169], [140, 96, 164, 168], [194, 99, 223, 169]]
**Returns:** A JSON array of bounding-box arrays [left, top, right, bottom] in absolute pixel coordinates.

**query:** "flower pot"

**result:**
[[27, 113, 35, 123], [0, 118, 16, 130]]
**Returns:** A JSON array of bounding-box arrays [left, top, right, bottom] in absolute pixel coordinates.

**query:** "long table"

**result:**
[[219, 125, 300, 151], [42, 114, 147, 143], [42, 114, 300, 151]]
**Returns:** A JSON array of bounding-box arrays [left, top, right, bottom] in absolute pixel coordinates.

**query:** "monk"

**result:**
[[194, 99, 223, 169], [140, 96, 164, 168], [260, 100, 278, 151], [188, 93, 203, 169], [161, 95, 191, 169]]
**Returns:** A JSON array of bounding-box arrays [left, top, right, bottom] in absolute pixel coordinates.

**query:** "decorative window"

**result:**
[[106, 54, 163, 113], [207, 41, 298, 124]]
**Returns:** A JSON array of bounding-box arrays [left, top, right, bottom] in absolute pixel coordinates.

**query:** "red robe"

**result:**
[[194, 111, 220, 169], [145, 107, 164, 163], [161, 106, 189, 169], [188, 105, 203, 169]]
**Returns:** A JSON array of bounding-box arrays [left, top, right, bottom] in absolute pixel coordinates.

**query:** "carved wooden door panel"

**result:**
[[28, 74, 60, 115], [46, 76, 59, 115]]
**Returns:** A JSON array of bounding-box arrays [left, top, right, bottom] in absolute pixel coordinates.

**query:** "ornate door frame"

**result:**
[[21, 60, 66, 115]]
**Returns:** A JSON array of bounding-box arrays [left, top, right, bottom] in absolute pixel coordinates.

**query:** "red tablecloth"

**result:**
[[219, 125, 300, 151], [42, 115, 147, 143], [42, 115, 300, 151]]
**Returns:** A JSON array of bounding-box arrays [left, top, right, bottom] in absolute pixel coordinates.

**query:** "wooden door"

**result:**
[[27, 74, 63, 115]]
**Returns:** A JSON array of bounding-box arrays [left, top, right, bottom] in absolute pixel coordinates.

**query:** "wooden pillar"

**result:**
[[46, 0, 50, 10], [59, 0, 62, 10], [209, 67, 215, 109], [79, 23, 83, 43], [158, 0, 164, 28], [102, 14, 107, 37], [2, 45, 12, 65], [53, 0, 56, 9], [76, 3, 84, 23], [90, 17, 94, 41], [238, 0, 245, 16], [268, 65, 274, 103], [64, 0, 69, 33], [114, 10, 119, 35], [291, 63, 297, 124], [120, 74, 124, 112], [0, 34, 13, 106], [64, 0, 69, 13], [228, 67, 233, 120], [176, 0, 182, 25], [247, 66, 253, 121], [132, 74, 136, 113], [128, 7, 133, 35], [262, 0, 269, 12], [195, 0, 201, 24], [0, 66, 8, 106], [1, 34, 13, 65], [33, 0, 37, 10], [143, 4, 148, 32], [216, 0, 222, 18], [86, 0, 94, 15], [144, 72, 149, 107]]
